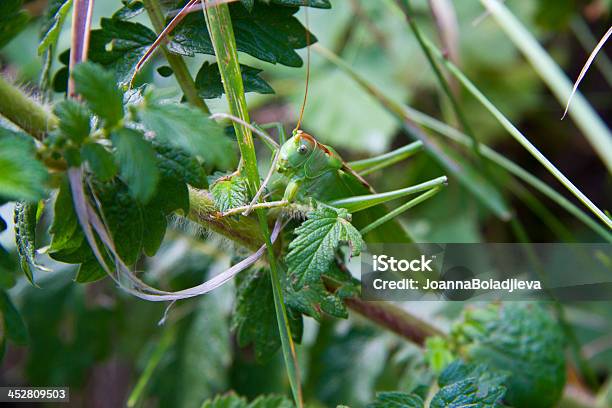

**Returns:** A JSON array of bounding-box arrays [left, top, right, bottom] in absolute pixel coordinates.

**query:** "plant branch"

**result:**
[[142, 0, 210, 113], [0, 75, 58, 139]]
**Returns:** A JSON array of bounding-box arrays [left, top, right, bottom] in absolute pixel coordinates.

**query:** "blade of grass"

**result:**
[[127, 328, 175, 408], [202, 2, 303, 406], [563, 26, 611, 119], [571, 18, 612, 88], [425, 36, 612, 229], [314, 44, 612, 241], [479, 0, 612, 173], [314, 47, 512, 221]]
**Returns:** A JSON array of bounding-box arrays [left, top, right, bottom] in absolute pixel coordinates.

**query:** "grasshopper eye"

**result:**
[[298, 145, 308, 154]]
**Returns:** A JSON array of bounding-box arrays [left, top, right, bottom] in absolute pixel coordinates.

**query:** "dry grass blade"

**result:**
[[563, 25, 612, 119]]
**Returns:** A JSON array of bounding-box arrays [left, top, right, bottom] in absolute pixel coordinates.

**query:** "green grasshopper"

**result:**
[[128, 0, 447, 243], [213, 122, 447, 243]]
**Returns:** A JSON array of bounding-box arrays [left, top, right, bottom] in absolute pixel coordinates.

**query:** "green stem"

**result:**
[[142, 0, 210, 114], [127, 328, 175, 408], [480, 0, 612, 173], [202, 2, 303, 406], [396, 0, 481, 162], [0, 75, 58, 140]]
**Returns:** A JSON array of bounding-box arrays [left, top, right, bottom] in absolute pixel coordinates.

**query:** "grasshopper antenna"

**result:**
[[243, 4, 312, 216], [293, 4, 311, 133]]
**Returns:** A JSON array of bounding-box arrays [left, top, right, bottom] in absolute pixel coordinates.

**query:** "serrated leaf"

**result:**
[[452, 303, 566, 408], [75, 258, 106, 283], [195, 62, 274, 99], [91, 178, 143, 265], [367, 392, 424, 408], [54, 99, 91, 144], [0, 128, 48, 201], [430, 361, 507, 408], [170, 2, 316, 67], [287, 205, 363, 289], [210, 174, 248, 213], [285, 279, 348, 320], [201, 393, 293, 408], [138, 100, 236, 170], [38, 0, 72, 55], [248, 395, 293, 408], [0, 291, 27, 345], [111, 128, 160, 203], [232, 268, 288, 363], [153, 141, 207, 188], [0, 0, 30, 49], [72, 62, 124, 127], [14, 201, 45, 285], [269, 0, 331, 8], [88, 18, 157, 84], [81, 142, 118, 181], [112, 0, 145, 20]]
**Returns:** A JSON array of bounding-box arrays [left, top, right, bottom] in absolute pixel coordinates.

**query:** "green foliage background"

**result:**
[[0, 0, 611, 407]]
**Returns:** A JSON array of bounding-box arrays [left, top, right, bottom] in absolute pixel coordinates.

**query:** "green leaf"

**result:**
[[141, 205, 167, 257], [286, 205, 363, 289], [269, 0, 331, 7], [112, 0, 144, 20], [81, 142, 118, 182], [54, 99, 91, 144], [153, 140, 207, 189], [452, 303, 566, 408], [200, 393, 293, 408], [75, 258, 106, 283], [138, 99, 236, 170], [14, 201, 44, 285], [38, 0, 73, 55], [111, 128, 160, 203], [0, 0, 29, 49], [0, 128, 48, 201], [88, 18, 157, 84], [0, 291, 27, 345], [210, 174, 248, 213], [49, 177, 81, 253], [367, 392, 424, 408], [285, 279, 348, 320], [232, 268, 303, 363], [71, 62, 124, 127], [91, 178, 144, 265], [170, 2, 316, 67], [430, 361, 507, 408], [195, 62, 274, 99]]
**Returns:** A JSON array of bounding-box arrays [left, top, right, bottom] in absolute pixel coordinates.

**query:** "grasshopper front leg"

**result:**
[[219, 178, 302, 217]]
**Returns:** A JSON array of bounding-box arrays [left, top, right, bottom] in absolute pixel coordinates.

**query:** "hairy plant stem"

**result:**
[[0, 70, 444, 357], [142, 0, 210, 113], [0, 75, 58, 139]]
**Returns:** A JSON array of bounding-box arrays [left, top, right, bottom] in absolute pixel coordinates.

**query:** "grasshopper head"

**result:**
[[277, 130, 315, 175]]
